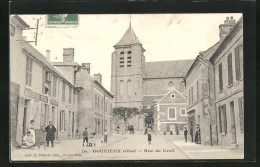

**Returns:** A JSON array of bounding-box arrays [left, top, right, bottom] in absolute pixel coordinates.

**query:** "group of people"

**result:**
[[184, 124, 201, 144], [82, 128, 109, 147], [22, 120, 56, 149]]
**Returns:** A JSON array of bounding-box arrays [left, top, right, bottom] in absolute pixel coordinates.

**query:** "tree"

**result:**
[[113, 107, 139, 132]]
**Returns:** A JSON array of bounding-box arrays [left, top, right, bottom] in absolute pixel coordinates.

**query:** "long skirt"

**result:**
[[29, 129, 35, 144], [194, 132, 201, 144], [148, 134, 152, 141]]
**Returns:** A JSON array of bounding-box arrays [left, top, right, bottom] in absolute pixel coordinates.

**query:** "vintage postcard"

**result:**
[[10, 13, 244, 161]]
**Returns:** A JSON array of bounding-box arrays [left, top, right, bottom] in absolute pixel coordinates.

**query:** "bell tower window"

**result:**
[[128, 51, 132, 54]]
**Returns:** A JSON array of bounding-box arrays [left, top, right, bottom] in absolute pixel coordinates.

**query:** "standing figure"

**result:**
[[190, 127, 193, 142], [45, 121, 56, 148], [116, 125, 120, 134], [104, 129, 108, 143], [147, 127, 152, 144], [184, 127, 188, 142], [83, 128, 88, 146], [194, 124, 201, 144], [29, 120, 36, 145]]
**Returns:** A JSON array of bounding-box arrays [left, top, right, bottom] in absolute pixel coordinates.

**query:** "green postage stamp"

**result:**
[[46, 14, 79, 27]]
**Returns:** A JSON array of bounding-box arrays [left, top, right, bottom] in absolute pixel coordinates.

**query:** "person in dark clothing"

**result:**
[[83, 128, 88, 146], [195, 124, 201, 144], [147, 127, 152, 144], [184, 127, 188, 142], [190, 127, 193, 142], [45, 121, 56, 148]]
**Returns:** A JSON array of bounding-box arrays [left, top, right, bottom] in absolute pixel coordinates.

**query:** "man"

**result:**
[[190, 127, 193, 143], [22, 131, 34, 149], [184, 127, 188, 142], [104, 129, 108, 143], [45, 121, 56, 148], [83, 128, 88, 146]]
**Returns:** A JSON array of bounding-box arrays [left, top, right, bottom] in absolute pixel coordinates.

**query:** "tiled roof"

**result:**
[[52, 62, 80, 66], [142, 95, 164, 107], [144, 59, 194, 78], [20, 43, 73, 85], [114, 26, 141, 47]]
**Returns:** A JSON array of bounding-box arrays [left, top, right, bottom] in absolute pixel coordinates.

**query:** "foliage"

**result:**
[[112, 107, 139, 123], [141, 107, 155, 125]]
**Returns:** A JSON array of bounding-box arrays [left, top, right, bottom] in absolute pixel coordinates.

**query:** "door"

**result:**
[[72, 112, 74, 137], [230, 101, 237, 144], [22, 105, 27, 136]]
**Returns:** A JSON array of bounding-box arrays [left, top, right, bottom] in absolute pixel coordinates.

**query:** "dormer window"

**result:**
[[128, 51, 132, 54]]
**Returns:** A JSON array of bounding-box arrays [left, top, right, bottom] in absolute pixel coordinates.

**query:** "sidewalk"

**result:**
[[163, 135, 244, 159]]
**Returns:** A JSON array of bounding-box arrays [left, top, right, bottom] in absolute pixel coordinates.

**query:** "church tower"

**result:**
[[111, 25, 145, 109]]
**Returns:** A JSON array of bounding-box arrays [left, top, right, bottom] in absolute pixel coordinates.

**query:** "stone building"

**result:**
[[210, 17, 243, 149], [76, 66, 114, 136], [10, 15, 80, 148], [110, 25, 193, 132]]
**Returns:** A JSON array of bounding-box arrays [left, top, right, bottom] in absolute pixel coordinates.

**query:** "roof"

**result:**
[[142, 95, 164, 107], [144, 59, 194, 79], [20, 43, 73, 85], [210, 16, 243, 62], [185, 41, 220, 79], [93, 80, 114, 98], [12, 15, 30, 29], [52, 62, 80, 66], [114, 26, 141, 47]]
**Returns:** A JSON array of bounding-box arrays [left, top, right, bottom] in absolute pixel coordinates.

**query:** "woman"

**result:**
[[147, 127, 152, 144], [29, 120, 36, 145], [194, 124, 201, 144]]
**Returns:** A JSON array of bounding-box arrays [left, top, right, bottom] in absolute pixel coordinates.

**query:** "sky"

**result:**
[[18, 13, 242, 91]]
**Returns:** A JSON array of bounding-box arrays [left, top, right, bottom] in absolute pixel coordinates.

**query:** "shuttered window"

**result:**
[[53, 76, 57, 97], [191, 86, 193, 104], [42, 68, 46, 93], [238, 97, 244, 133], [25, 56, 33, 86], [227, 54, 233, 85], [235, 45, 241, 80], [69, 86, 72, 104], [196, 80, 199, 101], [218, 63, 223, 92], [219, 104, 227, 134], [62, 81, 65, 102], [168, 108, 176, 119]]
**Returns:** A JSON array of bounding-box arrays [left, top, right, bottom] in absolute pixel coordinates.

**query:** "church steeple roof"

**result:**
[[114, 26, 141, 47]]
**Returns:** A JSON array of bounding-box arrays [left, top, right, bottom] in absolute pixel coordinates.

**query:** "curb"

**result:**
[[163, 136, 192, 159]]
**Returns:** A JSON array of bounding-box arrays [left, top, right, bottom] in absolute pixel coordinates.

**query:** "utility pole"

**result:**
[[17, 17, 43, 46]]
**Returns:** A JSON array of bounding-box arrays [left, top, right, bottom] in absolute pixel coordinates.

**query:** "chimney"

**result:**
[[63, 48, 74, 62], [81, 63, 91, 74], [94, 73, 102, 84], [46, 50, 50, 61], [219, 16, 236, 42]]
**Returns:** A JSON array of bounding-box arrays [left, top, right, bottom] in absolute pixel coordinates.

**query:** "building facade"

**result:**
[[210, 17, 243, 149], [10, 15, 80, 148], [76, 65, 114, 136]]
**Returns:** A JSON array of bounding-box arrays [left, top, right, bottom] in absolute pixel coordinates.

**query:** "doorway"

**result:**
[[230, 101, 237, 144], [72, 112, 74, 137], [22, 100, 29, 136]]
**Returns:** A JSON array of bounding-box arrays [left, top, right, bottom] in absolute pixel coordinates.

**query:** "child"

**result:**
[[104, 129, 108, 143], [22, 131, 34, 149]]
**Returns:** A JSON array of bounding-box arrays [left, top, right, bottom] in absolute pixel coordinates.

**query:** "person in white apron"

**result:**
[[28, 120, 36, 145]]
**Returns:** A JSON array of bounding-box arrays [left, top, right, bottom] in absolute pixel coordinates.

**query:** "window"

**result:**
[[127, 61, 132, 63], [44, 71, 51, 95], [127, 65, 131, 67], [218, 63, 223, 92], [238, 97, 244, 133], [120, 61, 124, 63], [120, 65, 124, 68], [95, 95, 97, 108], [180, 108, 186, 116], [235, 45, 242, 80], [25, 56, 33, 86], [191, 86, 194, 104], [52, 76, 57, 97], [127, 51, 132, 54], [168, 108, 176, 120], [101, 99, 104, 110], [10, 24, 15, 36], [105, 102, 107, 112], [171, 94, 175, 99], [69, 86, 72, 104], [120, 57, 124, 60], [120, 51, 124, 54], [62, 81, 65, 102], [127, 56, 132, 59], [119, 80, 124, 98], [97, 96, 100, 109], [218, 104, 227, 134], [227, 53, 233, 86], [196, 80, 199, 101], [60, 110, 66, 131]]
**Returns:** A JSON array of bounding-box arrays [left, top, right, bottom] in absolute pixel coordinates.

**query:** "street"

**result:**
[[11, 132, 243, 161]]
